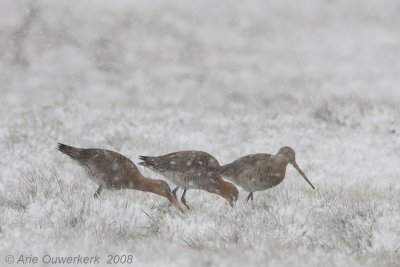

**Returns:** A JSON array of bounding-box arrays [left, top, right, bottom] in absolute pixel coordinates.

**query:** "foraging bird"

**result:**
[[218, 146, 315, 202], [57, 143, 184, 212], [138, 151, 239, 209]]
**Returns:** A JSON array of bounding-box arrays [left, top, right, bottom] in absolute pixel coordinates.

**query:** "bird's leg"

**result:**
[[167, 187, 179, 208], [94, 186, 102, 199], [245, 193, 251, 202], [181, 189, 190, 210], [245, 192, 254, 203], [172, 187, 179, 200]]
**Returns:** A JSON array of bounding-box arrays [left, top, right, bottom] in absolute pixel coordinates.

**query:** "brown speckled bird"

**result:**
[[57, 143, 183, 212], [218, 146, 315, 202], [139, 151, 239, 209]]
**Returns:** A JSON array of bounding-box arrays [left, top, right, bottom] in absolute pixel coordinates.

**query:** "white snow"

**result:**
[[1, 0, 399, 266]]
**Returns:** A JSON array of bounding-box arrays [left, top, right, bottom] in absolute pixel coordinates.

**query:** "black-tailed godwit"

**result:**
[[57, 143, 184, 212], [218, 147, 315, 202], [138, 151, 239, 209]]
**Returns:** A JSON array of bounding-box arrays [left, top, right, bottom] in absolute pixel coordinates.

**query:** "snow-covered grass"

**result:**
[[1, 0, 399, 266]]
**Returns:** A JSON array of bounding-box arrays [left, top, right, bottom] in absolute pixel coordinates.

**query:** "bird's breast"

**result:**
[[163, 170, 209, 189]]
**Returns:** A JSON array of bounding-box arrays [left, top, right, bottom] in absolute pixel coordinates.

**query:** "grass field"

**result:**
[[1, 0, 400, 266]]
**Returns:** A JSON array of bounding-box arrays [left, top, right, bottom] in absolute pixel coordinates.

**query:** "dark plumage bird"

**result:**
[[57, 143, 183, 212], [139, 151, 239, 209], [218, 147, 315, 202]]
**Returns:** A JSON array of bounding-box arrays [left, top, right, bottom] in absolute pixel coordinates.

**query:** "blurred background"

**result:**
[[1, 0, 399, 186], [1, 1, 400, 266], [1, 0, 400, 108]]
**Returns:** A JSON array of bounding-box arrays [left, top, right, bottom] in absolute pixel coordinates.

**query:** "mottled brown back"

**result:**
[[58, 143, 142, 188], [219, 153, 272, 177], [139, 150, 220, 173]]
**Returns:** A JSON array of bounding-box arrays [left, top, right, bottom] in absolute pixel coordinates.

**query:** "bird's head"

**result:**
[[209, 178, 239, 207], [154, 180, 185, 213], [277, 146, 315, 190]]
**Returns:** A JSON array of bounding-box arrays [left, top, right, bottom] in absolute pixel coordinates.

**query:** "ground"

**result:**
[[0, 0, 399, 266]]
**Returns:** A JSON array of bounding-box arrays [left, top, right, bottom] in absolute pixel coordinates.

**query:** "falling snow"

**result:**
[[1, 0, 400, 267]]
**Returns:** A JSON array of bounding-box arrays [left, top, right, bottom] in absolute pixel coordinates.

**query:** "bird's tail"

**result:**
[[214, 164, 234, 181], [138, 156, 167, 173], [216, 164, 229, 175], [57, 143, 84, 159], [138, 156, 156, 167]]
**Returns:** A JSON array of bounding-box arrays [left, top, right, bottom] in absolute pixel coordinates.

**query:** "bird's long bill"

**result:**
[[292, 162, 315, 190], [167, 193, 185, 213]]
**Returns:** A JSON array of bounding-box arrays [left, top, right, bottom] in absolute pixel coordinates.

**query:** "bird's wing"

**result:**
[[220, 153, 272, 178], [84, 150, 138, 178], [139, 151, 220, 173]]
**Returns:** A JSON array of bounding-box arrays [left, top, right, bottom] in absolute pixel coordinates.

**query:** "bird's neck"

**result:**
[[131, 176, 163, 196], [204, 178, 227, 197], [274, 154, 291, 166]]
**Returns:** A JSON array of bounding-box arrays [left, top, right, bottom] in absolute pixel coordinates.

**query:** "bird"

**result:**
[[57, 143, 184, 212], [218, 146, 315, 202], [138, 151, 239, 210]]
